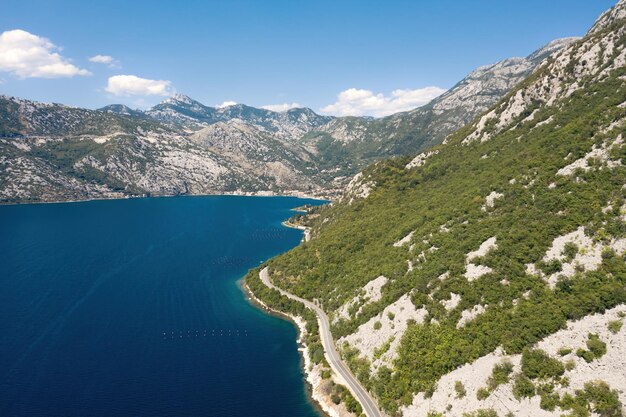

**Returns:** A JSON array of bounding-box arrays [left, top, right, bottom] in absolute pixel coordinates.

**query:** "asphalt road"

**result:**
[[260, 267, 382, 417]]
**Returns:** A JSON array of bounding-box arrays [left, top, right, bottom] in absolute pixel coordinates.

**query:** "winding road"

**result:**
[[259, 267, 382, 417]]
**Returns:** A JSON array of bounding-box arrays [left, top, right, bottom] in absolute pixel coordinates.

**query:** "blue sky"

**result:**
[[0, 0, 616, 116]]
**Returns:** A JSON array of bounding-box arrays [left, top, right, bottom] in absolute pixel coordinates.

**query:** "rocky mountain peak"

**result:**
[[215, 103, 248, 114], [103, 103, 133, 112], [526, 37, 581, 63], [285, 107, 316, 117], [162, 93, 199, 106], [462, 4, 626, 145], [153, 93, 210, 115], [590, 0, 626, 34], [98, 104, 141, 116]]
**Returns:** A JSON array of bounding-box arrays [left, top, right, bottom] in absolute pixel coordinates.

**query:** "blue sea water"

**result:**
[[0, 195, 325, 417]]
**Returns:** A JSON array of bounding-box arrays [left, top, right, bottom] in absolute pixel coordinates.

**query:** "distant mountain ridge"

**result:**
[[305, 37, 580, 168], [99, 104, 148, 119], [101, 93, 333, 136], [0, 36, 575, 203]]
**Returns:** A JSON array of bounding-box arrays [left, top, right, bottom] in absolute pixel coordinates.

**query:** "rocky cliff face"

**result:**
[[464, 11, 626, 145]]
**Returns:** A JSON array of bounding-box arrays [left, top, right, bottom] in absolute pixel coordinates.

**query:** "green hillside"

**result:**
[[247, 5, 626, 415]]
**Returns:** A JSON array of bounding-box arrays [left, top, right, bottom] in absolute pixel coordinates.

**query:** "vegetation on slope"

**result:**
[[247, 9, 626, 414]]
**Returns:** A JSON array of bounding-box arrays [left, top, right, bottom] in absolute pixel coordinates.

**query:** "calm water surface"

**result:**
[[0, 195, 324, 417]]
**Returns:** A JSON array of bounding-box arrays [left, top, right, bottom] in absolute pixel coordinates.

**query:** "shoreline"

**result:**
[[254, 267, 381, 417], [240, 215, 356, 417], [240, 278, 354, 417], [0, 191, 331, 207], [281, 220, 312, 242]]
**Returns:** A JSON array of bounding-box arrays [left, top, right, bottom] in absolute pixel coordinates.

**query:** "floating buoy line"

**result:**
[[162, 329, 248, 339]]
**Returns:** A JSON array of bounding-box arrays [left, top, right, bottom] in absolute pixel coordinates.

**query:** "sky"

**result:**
[[0, 0, 617, 117]]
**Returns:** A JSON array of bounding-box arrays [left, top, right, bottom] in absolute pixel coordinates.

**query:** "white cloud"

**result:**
[[89, 54, 120, 68], [0, 29, 91, 78], [216, 100, 237, 108], [105, 75, 172, 96], [261, 102, 301, 112], [320, 86, 445, 117]]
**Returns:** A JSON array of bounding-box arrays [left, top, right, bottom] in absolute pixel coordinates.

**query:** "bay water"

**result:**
[[0, 196, 324, 417]]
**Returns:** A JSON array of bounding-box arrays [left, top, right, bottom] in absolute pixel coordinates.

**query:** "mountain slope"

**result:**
[[0, 96, 169, 137], [306, 37, 578, 172], [246, 2, 626, 416], [0, 95, 328, 203]]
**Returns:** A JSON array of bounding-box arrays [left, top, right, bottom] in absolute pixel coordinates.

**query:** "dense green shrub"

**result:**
[[521, 349, 565, 379], [487, 360, 514, 390], [462, 409, 498, 417], [424, 382, 437, 399], [538, 259, 563, 275], [476, 387, 490, 400], [540, 392, 561, 411], [586, 334, 607, 358], [512, 374, 535, 399], [579, 381, 623, 417], [562, 381, 623, 417], [577, 333, 608, 362], [455, 380, 467, 399], [310, 343, 324, 364], [608, 320, 623, 334], [577, 348, 595, 363], [563, 242, 579, 262]]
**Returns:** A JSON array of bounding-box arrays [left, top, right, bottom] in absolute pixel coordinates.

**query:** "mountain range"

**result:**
[[1, 37, 576, 204]]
